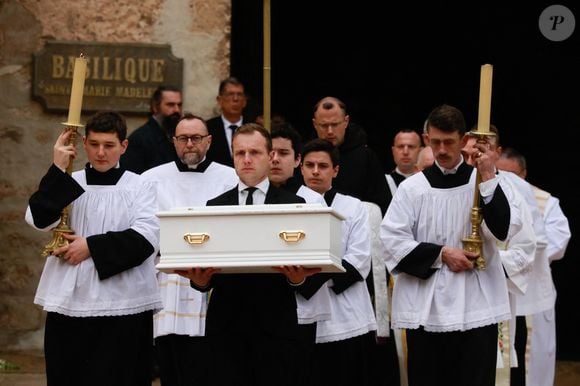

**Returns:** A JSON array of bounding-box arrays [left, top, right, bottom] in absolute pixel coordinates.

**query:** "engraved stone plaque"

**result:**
[[32, 40, 183, 114]]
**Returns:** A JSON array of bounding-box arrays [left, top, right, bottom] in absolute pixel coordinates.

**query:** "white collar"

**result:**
[[238, 177, 269, 196], [434, 155, 465, 175], [222, 116, 243, 129], [395, 167, 415, 178]]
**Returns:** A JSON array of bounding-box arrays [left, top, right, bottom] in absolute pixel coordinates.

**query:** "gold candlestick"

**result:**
[[462, 64, 496, 270], [42, 54, 87, 258]]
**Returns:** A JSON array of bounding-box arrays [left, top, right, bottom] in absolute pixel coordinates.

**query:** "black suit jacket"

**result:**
[[121, 117, 178, 174], [206, 116, 235, 167], [202, 185, 306, 339]]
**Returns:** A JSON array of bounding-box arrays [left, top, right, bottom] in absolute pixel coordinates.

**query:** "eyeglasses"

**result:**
[[220, 92, 245, 99], [315, 120, 346, 131], [174, 135, 208, 144]]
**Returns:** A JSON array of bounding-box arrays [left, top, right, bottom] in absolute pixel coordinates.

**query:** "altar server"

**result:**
[[495, 145, 571, 386], [25, 111, 163, 386], [300, 138, 378, 386], [380, 104, 525, 386]]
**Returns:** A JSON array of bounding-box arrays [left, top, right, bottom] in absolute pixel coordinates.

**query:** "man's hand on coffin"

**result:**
[[272, 265, 322, 286], [175, 267, 221, 288]]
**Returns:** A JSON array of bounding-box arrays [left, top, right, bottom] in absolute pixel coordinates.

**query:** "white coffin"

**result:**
[[156, 203, 345, 273]]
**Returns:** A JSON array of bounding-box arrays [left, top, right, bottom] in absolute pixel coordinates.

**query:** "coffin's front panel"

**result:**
[[156, 204, 344, 273]]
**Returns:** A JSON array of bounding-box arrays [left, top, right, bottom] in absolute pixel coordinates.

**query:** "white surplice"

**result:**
[[380, 170, 523, 332], [141, 160, 238, 338], [315, 193, 377, 343], [528, 186, 571, 386], [495, 171, 537, 370], [26, 170, 163, 317], [293, 185, 333, 324]]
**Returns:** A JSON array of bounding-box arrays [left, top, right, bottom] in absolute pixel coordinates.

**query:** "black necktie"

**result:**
[[228, 124, 238, 132], [245, 187, 257, 205]]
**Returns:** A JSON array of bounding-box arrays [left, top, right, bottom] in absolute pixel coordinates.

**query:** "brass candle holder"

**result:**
[[41, 53, 86, 258], [461, 131, 496, 270], [41, 123, 84, 258]]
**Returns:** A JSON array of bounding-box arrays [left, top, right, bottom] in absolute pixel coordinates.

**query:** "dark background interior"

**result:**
[[231, 1, 580, 359]]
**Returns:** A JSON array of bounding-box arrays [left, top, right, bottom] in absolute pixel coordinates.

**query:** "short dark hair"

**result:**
[[393, 128, 422, 145], [271, 122, 302, 160], [218, 77, 245, 95], [85, 111, 127, 141], [233, 123, 272, 151], [302, 138, 340, 167], [150, 85, 181, 114], [426, 104, 466, 136]]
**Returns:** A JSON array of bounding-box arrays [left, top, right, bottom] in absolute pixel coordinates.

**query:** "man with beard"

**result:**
[[121, 85, 183, 174], [141, 113, 238, 386]]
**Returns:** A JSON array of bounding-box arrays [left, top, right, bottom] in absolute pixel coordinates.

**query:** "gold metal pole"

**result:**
[[41, 124, 83, 258], [42, 54, 87, 258], [263, 0, 271, 131]]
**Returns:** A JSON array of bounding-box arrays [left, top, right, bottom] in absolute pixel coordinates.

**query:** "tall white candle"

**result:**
[[66, 55, 87, 125], [476, 64, 493, 134]]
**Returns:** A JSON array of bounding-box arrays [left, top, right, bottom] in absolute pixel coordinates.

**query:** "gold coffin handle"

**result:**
[[183, 233, 210, 245], [279, 230, 306, 243]]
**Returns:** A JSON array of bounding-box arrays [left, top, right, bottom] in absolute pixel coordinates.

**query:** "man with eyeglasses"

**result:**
[[121, 85, 183, 174], [312, 96, 391, 215], [141, 113, 238, 386], [312, 96, 396, 386], [205, 77, 249, 167]]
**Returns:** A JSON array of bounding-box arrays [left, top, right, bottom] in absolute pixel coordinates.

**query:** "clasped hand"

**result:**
[[441, 246, 479, 272]]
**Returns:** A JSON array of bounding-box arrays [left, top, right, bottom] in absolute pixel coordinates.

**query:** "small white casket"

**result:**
[[156, 203, 345, 273]]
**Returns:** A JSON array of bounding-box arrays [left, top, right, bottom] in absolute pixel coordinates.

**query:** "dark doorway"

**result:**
[[232, 0, 580, 359]]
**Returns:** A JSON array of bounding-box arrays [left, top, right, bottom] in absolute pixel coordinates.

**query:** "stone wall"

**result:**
[[0, 0, 231, 350]]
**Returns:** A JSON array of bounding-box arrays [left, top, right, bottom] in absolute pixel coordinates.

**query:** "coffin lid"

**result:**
[[156, 203, 346, 220]]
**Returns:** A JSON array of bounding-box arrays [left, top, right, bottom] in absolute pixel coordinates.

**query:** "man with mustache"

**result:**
[[380, 104, 524, 386], [141, 113, 238, 386]]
